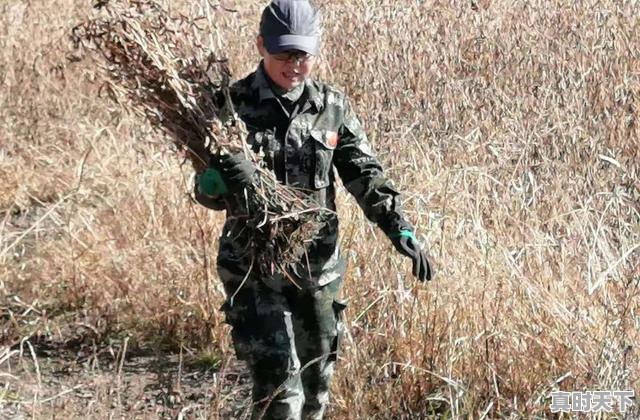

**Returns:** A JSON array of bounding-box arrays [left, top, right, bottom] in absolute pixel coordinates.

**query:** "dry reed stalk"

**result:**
[[3, 0, 639, 417], [69, 0, 330, 277]]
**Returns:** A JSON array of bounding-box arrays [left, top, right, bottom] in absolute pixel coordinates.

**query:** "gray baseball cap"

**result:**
[[260, 0, 321, 55]]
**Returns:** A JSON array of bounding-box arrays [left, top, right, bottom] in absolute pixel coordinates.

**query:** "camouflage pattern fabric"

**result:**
[[197, 62, 411, 419], [202, 62, 410, 289], [218, 262, 346, 420]]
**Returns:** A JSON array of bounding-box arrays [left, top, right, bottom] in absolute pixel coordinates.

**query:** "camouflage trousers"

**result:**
[[217, 262, 347, 420]]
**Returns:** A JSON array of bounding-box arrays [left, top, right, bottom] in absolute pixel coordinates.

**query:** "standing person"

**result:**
[[195, 1, 434, 418]]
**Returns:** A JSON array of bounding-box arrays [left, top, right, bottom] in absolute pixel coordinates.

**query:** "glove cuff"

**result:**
[[389, 230, 417, 241], [378, 212, 414, 237]]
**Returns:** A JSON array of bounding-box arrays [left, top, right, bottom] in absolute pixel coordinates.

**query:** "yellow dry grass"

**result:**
[[1, 0, 639, 418]]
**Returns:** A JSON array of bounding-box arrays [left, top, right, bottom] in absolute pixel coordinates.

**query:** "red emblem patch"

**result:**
[[326, 131, 339, 148]]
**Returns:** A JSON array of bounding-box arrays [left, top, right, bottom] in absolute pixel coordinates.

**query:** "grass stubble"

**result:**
[[1, 0, 639, 418]]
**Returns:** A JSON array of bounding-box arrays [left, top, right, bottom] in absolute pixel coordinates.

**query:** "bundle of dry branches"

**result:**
[[70, 0, 330, 279]]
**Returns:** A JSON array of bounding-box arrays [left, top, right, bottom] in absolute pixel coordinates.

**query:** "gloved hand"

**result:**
[[197, 152, 256, 196], [193, 178, 226, 210], [389, 230, 433, 282]]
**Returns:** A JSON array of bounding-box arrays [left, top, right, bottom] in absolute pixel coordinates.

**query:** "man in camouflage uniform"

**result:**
[[195, 1, 433, 419]]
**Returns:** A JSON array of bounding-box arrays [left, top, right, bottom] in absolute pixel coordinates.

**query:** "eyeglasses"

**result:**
[[271, 51, 315, 64]]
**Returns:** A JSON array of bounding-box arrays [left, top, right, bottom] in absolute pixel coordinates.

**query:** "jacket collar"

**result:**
[[251, 62, 277, 102], [304, 78, 324, 111], [251, 61, 324, 111]]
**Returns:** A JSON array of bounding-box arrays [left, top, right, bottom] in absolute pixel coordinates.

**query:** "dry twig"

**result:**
[[70, 0, 330, 276]]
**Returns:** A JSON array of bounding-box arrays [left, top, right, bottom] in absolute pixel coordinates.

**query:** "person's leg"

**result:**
[[289, 273, 347, 420], [218, 265, 305, 420]]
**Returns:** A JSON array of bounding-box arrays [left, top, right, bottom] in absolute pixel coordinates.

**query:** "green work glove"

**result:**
[[388, 229, 433, 282], [197, 168, 228, 196], [197, 152, 256, 196]]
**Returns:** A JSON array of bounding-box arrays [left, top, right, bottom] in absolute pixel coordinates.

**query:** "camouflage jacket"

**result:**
[[197, 62, 411, 286]]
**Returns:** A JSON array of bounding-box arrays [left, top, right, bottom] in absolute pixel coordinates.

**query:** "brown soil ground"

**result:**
[[1, 340, 252, 419]]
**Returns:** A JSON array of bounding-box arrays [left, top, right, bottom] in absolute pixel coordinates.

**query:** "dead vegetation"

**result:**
[[71, 0, 330, 280], [1, 0, 639, 418]]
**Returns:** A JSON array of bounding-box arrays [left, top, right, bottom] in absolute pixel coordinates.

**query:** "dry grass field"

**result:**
[[1, 0, 639, 418]]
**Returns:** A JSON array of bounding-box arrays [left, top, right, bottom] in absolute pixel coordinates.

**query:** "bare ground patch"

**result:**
[[1, 339, 252, 420]]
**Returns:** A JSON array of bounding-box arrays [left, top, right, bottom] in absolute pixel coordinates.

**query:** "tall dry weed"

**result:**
[[1, 0, 638, 418]]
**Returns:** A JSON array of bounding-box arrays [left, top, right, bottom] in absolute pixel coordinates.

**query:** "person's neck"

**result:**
[[277, 82, 305, 103]]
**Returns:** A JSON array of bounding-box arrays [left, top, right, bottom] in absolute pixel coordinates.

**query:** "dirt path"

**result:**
[[0, 341, 252, 419]]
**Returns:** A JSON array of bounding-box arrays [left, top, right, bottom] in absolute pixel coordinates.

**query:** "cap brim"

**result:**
[[264, 34, 319, 55]]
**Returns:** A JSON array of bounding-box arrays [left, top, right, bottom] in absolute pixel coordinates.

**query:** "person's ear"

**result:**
[[256, 36, 266, 57]]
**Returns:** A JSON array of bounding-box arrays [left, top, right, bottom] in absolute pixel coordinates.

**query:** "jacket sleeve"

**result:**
[[333, 98, 413, 235]]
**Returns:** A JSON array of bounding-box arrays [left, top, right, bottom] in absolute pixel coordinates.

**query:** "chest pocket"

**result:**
[[310, 129, 338, 189]]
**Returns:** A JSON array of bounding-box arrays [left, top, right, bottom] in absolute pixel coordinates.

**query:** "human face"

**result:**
[[257, 36, 317, 91]]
